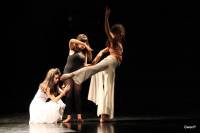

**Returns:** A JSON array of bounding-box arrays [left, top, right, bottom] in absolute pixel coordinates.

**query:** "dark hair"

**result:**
[[111, 24, 125, 39], [106, 24, 125, 48]]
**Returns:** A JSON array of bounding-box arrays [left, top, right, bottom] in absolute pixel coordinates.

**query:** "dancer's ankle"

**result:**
[[63, 115, 72, 123], [77, 114, 84, 123], [100, 114, 110, 123]]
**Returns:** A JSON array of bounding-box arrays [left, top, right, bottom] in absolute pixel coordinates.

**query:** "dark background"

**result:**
[[4, 0, 200, 117]]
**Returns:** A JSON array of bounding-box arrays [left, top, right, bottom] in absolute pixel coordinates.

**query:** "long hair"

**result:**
[[39, 68, 61, 94], [76, 34, 93, 62]]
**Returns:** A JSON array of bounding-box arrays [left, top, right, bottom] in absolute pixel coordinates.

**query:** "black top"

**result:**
[[63, 52, 85, 73]]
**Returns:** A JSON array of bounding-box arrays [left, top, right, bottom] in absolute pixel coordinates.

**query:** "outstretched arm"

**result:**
[[105, 7, 114, 42], [91, 47, 109, 65]]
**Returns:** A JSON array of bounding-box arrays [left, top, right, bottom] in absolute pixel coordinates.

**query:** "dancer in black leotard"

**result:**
[[62, 34, 93, 123]]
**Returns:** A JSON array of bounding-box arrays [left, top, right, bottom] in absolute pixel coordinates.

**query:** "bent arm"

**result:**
[[57, 85, 64, 94], [46, 87, 65, 102], [69, 39, 93, 51]]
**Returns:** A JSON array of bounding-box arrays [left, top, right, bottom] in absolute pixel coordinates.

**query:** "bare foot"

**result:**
[[100, 118, 111, 123], [63, 118, 72, 123], [77, 118, 84, 123], [100, 114, 111, 123]]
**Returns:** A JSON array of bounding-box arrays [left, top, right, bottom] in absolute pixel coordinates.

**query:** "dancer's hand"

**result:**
[[91, 60, 97, 65], [87, 46, 93, 52], [61, 84, 66, 89], [105, 7, 111, 18], [62, 84, 71, 95]]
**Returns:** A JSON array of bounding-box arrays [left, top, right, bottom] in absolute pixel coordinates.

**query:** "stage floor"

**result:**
[[0, 113, 199, 133]]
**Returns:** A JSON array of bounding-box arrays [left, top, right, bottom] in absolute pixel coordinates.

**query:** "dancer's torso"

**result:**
[[64, 52, 85, 73], [109, 44, 123, 64]]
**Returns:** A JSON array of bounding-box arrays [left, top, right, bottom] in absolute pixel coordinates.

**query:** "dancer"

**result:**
[[29, 68, 70, 124], [62, 34, 93, 123], [60, 7, 125, 122]]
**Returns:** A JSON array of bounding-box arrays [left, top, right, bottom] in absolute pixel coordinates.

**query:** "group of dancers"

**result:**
[[29, 7, 126, 124]]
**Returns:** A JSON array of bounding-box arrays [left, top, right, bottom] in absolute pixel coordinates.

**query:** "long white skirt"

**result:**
[[75, 55, 119, 119], [69, 55, 119, 119], [29, 99, 65, 124]]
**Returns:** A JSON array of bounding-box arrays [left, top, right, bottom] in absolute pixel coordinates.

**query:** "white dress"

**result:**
[[29, 88, 66, 124]]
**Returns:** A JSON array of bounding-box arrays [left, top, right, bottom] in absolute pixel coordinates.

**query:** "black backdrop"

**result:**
[[4, 0, 200, 117]]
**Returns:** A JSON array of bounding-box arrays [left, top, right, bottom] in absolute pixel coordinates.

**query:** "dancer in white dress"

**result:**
[[29, 68, 70, 124], [60, 7, 125, 122]]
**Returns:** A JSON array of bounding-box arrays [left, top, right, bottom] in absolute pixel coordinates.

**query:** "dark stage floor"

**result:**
[[0, 113, 200, 133]]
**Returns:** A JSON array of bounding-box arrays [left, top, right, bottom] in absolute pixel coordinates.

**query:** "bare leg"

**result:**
[[60, 56, 116, 83]]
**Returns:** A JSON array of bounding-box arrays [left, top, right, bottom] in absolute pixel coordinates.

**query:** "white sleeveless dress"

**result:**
[[29, 88, 66, 124]]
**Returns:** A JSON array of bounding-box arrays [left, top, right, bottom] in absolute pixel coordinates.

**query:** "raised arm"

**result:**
[[69, 38, 93, 52], [105, 7, 114, 42]]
